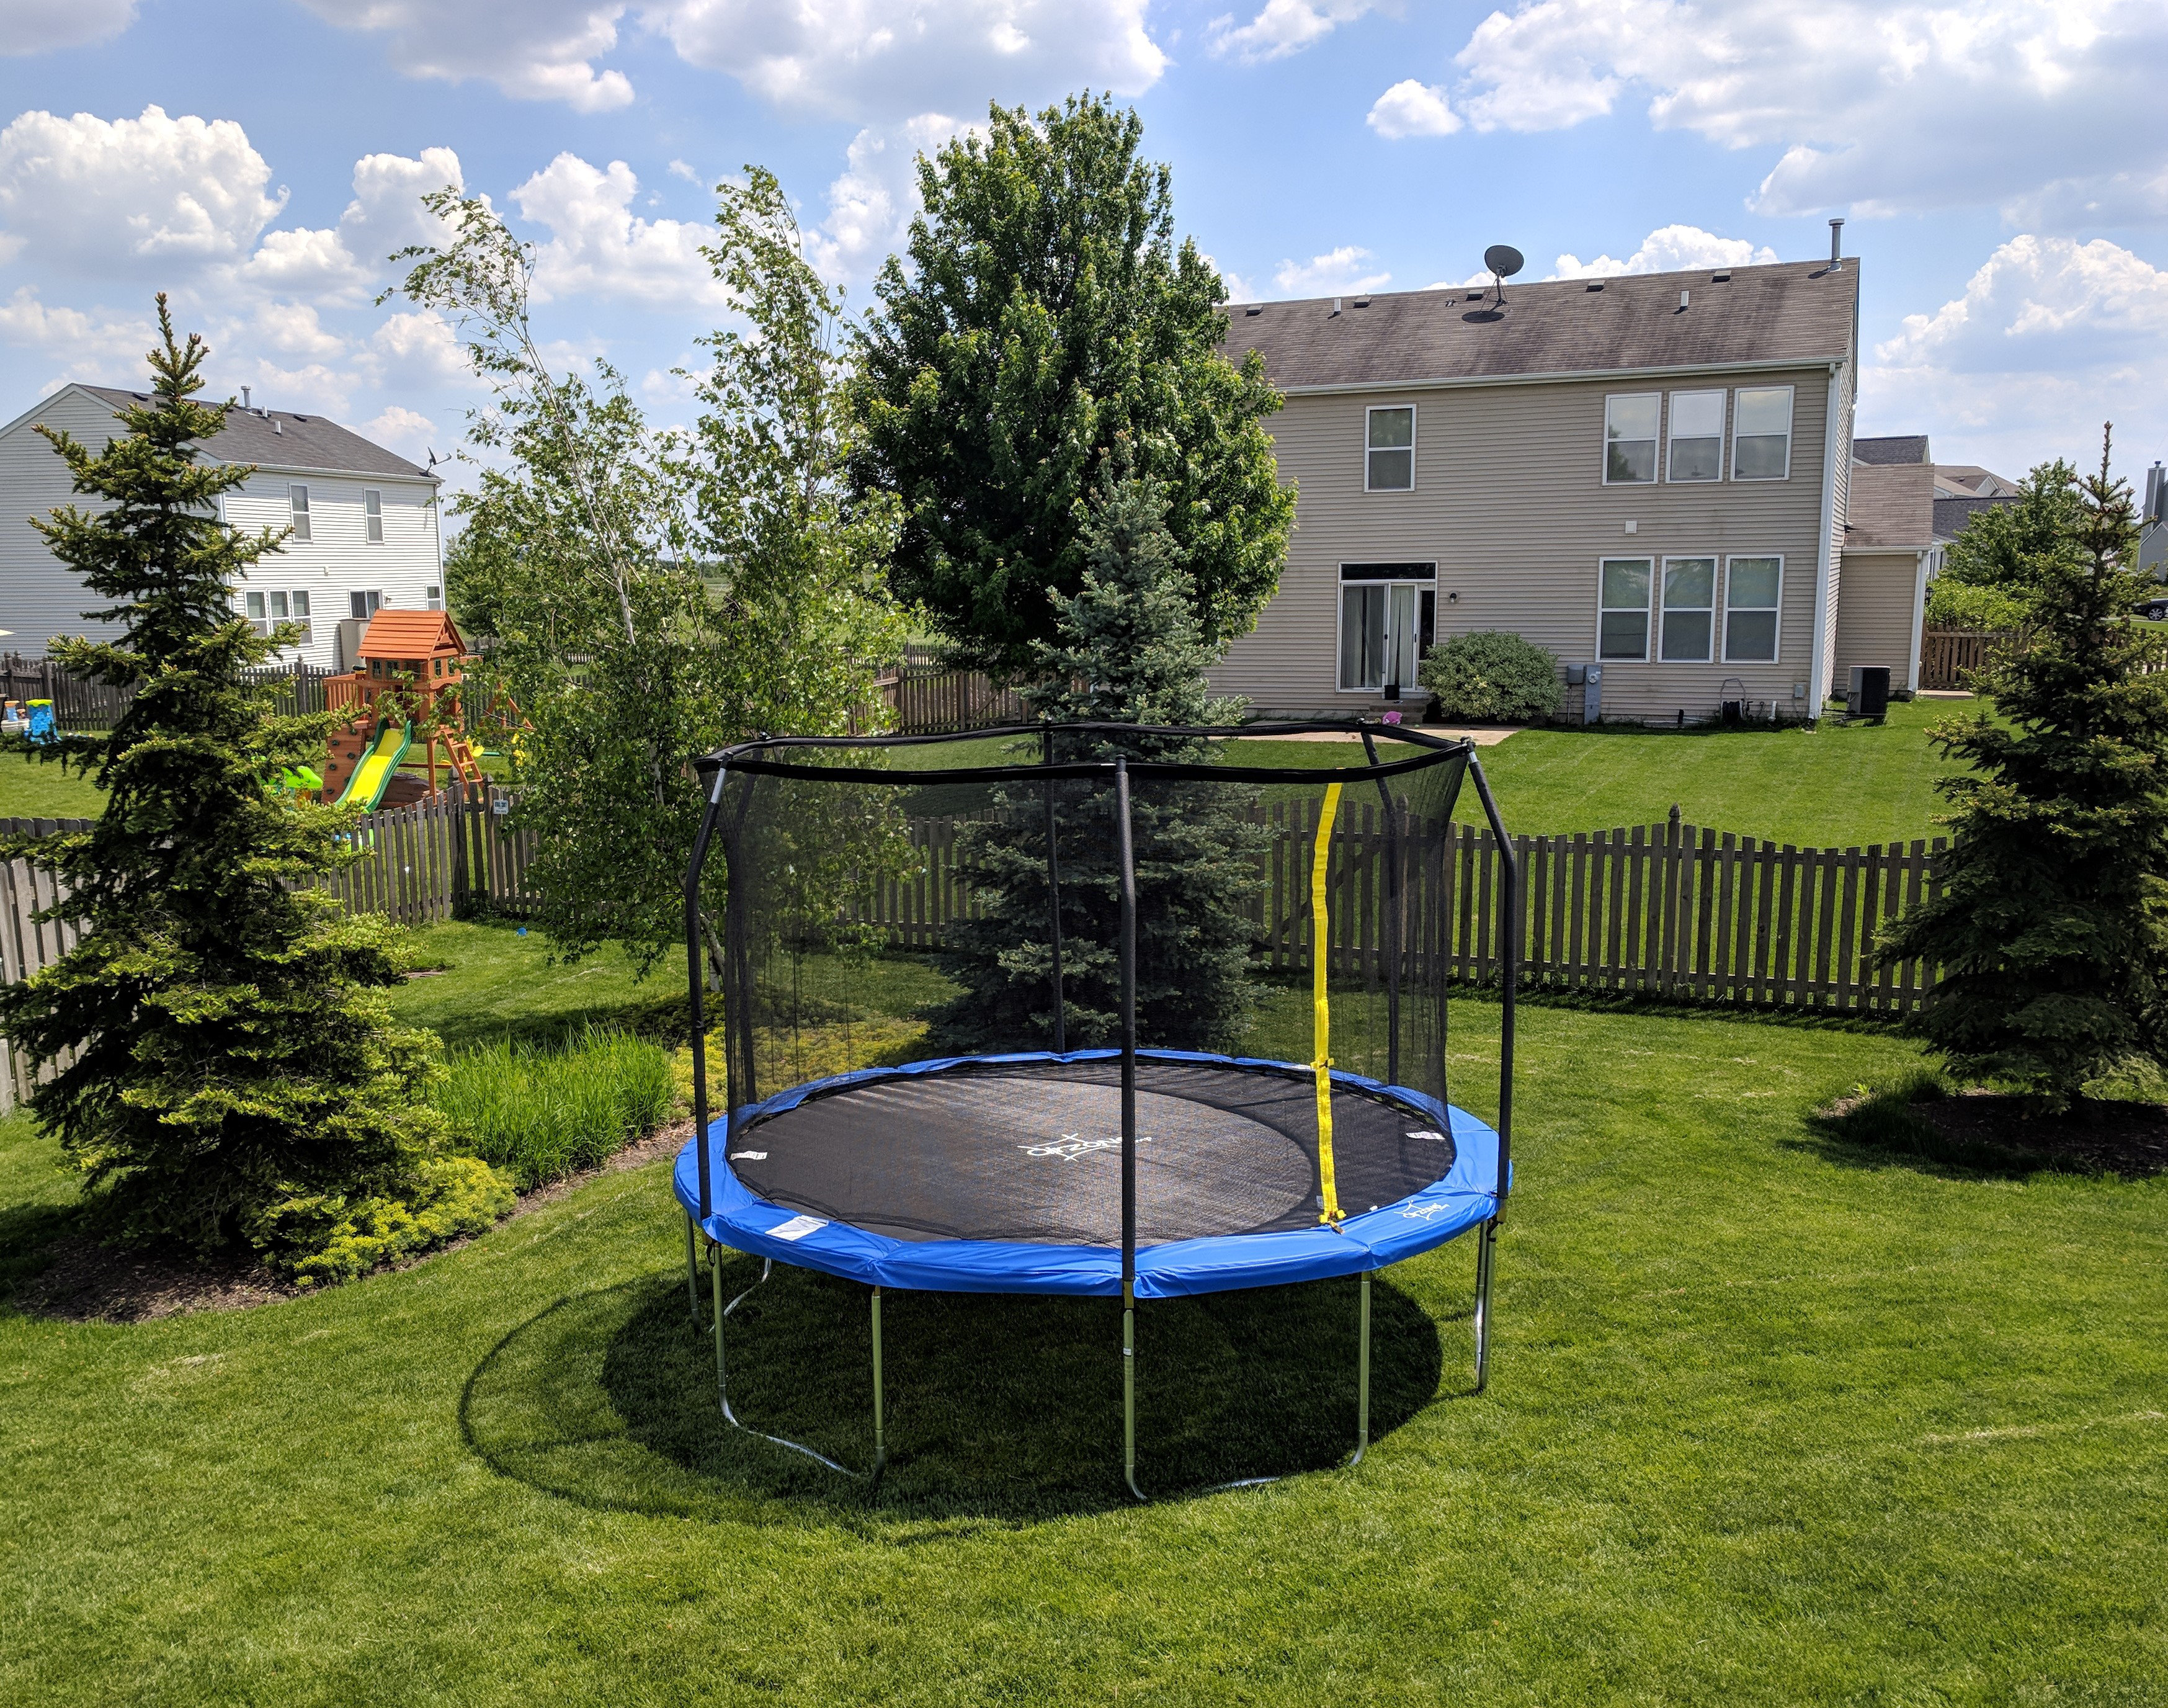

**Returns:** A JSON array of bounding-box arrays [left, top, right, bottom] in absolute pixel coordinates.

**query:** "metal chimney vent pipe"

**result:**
[[240, 386, 251, 410], [1829, 218, 1845, 272]]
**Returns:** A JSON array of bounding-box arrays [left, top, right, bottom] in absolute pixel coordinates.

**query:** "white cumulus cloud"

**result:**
[[1, 0, 138, 55], [809, 114, 967, 282], [1550, 223, 1779, 278], [511, 154, 726, 307], [0, 106, 286, 277], [1209, 0, 1376, 63], [649, 0, 1166, 119], [1273, 246, 1391, 296], [1367, 79, 1460, 138], [1867, 234, 2168, 481], [292, 0, 633, 112], [1376, 0, 2168, 227], [360, 404, 439, 457]]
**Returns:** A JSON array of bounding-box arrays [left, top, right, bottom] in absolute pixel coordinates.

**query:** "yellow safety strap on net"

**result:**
[[1311, 782, 1344, 1226]]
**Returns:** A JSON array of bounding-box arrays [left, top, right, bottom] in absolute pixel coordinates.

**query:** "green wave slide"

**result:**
[[332, 718, 412, 811]]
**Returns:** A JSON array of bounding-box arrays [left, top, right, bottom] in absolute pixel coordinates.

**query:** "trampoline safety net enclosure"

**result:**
[[674, 720, 1519, 1493]]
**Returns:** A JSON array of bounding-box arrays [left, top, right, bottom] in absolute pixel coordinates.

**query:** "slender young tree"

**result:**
[[0, 301, 501, 1277], [1881, 427, 2168, 1107], [852, 92, 1294, 679], [402, 179, 904, 976], [932, 476, 1262, 1053]]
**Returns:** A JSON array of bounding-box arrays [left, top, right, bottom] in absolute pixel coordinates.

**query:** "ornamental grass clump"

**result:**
[[1418, 632, 1564, 724], [435, 1026, 677, 1189], [0, 299, 506, 1285]]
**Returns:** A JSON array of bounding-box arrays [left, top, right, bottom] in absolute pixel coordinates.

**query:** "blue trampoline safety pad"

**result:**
[[672, 1050, 1502, 1299]]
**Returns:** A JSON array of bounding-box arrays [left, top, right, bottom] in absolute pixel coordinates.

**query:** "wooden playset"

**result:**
[[319, 609, 486, 810]]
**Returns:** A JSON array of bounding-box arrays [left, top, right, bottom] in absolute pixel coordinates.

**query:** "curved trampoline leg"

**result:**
[[707, 1246, 870, 1479], [1348, 1268, 1372, 1468], [685, 1210, 702, 1322], [1123, 1283, 1144, 1501], [1473, 1217, 1498, 1393]]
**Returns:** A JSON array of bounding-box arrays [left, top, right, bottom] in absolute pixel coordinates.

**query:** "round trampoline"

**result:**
[[672, 719, 1520, 1495]]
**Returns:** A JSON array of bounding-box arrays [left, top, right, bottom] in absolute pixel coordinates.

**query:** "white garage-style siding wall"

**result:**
[[0, 388, 133, 648], [224, 474, 442, 668], [1208, 363, 1838, 723]]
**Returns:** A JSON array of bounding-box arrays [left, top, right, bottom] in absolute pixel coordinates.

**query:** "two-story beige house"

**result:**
[[1208, 253, 1920, 723]]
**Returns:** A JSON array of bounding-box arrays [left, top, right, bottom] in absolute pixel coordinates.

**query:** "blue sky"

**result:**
[[4, 0, 2165, 488]]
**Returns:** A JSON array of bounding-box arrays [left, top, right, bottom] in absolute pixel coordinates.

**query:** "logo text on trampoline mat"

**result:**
[[1021, 1133, 1156, 1162]]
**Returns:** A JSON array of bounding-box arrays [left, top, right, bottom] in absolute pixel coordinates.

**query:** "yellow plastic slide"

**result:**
[[334, 720, 412, 810]]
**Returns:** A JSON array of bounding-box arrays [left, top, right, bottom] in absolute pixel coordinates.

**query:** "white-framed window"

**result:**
[[426, 585, 443, 610], [1597, 558, 1653, 660], [1604, 393, 1660, 484], [1337, 562, 1437, 691], [364, 488, 384, 543], [242, 589, 313, 642], [349, 589, 382, 620], [1723, 556, 1783, 661], [1733, 386, 1794, 480], [1365, 406, 1415, 491], [288, 483, 312, 541], [1666, 390, 1725, 482], [1659, 557, 1717, 662]]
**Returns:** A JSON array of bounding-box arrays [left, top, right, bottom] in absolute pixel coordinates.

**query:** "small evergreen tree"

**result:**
[[1880, 429, 2168, 1108], [931, 476, 1262, 1052], [0, 301, 506, 1279]]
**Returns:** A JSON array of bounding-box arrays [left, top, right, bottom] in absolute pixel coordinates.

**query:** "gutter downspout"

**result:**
[[1906, 548, 1932, 694], [1807, 360, 1845, 721]]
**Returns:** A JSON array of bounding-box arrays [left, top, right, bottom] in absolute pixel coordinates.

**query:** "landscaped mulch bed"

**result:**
[[12, 1117, 694, 1325], [1826, 1086, 2168, 1178]]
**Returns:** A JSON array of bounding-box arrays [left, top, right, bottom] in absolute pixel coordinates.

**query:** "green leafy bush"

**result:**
[[1417, 632, 1564, 723], [246, 1155, 515, 1288], [434, 1026, 677, 1189]]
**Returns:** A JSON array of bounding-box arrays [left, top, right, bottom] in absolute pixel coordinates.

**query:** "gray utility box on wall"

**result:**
[[1565, 663, 1603, 725], [1847, 665, 1891, 720]]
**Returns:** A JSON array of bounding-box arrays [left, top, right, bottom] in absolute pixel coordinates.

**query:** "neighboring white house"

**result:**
[[0, 385, 444, 671]]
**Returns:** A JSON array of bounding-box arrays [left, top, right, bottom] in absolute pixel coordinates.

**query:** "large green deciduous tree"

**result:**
[[852, 92, 1295, 679], [0, 301, 506, 1279], [402, 174, 905, 975], [1923, 461, 2086, 631], [1881, 430, 2168, 1107]]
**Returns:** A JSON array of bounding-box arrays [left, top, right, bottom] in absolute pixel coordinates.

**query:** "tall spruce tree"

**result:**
[[1880, 428, 2168, 1107], [851, 92, 1294, 678], [931, 476, 1262, 1052], [0, 301, 503, 1279]]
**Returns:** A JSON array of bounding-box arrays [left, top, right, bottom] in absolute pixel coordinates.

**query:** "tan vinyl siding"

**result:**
[[1210, 363, 1836, 722], [1832, 550, 1922, 686]]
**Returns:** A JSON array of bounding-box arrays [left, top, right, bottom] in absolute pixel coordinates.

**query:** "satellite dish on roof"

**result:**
[[1484, 244, 1525, 279]]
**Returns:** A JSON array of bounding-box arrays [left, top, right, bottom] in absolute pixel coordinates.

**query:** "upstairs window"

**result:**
[[1659, 557, 1716, 661], [349, 589, 382, 620], [1667, 390, 1725, 481], [1604, 394, 1659, 483], [364, 488, 384, 543], [1365, 406, 1414, 491], [288, 484, 312, 542], [1597, 558, 1652, 660], [1724, 557, 1782, 661], [1733, 386, 1794, 480], [426, 584, 443, 610]]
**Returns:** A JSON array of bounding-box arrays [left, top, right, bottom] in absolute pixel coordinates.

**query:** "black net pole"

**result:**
[[1468, 753, 1516, 1207], [1042, 722, 1067, 1054], [1115, 756, 1138, 1276], [1359, 728, 1403, 1086], [685, 766, 728, 1223]]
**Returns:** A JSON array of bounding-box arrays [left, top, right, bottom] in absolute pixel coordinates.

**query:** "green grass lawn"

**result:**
[[5, 984, 2164, 1703], [0, 753, 104, 821], [1222, 696, 1973, 846]]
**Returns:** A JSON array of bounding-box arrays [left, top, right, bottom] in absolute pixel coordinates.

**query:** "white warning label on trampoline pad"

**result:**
[[769, 1215, 827, 1241]]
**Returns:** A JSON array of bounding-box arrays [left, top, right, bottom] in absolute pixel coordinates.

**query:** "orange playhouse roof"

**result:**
[[358, 609, 466, 660]]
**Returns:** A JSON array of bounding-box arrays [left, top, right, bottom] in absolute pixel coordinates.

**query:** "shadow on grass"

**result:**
[[0, 1197, 80, 1300], [461, 1255, 1452, 1526], [1791, 1073, 2168, 1183]]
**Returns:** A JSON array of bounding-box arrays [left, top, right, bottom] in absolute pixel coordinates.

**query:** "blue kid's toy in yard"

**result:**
[[25, 700, 55, 743]]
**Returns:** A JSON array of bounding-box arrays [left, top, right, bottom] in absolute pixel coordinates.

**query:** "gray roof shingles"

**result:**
[[1854, 434, 1930, 465], [1216, 259, 1859, 390], [1935, 493, 2019, 542], [78, 386, 431, 480]]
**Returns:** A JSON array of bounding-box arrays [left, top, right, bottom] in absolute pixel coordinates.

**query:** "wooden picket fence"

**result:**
[[1918, 627, 2023, 692], [0, 653, 337, 730], [858, 806, 1947, 1014], [1, 797, 1946, 1112]]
